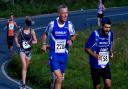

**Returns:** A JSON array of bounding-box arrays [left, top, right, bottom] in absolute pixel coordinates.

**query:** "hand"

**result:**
[[41, 44, 47, 52], [67, 40, 73, 46], [109, 53, 113, 59], [17, 43, 20, 48], [98, 55, 102, 60], [93, 53, 102, 60]]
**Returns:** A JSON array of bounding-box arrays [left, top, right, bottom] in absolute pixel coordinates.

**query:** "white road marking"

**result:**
[[1, 59, 32, 89]]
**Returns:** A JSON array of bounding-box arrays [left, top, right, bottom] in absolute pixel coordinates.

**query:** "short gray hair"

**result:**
[[58, 4, 68, 12]]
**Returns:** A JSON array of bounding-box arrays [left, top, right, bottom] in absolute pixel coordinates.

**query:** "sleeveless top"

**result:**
[[19, 28, 33, 51]]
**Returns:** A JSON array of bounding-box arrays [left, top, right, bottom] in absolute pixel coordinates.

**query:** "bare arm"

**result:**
[[15, 31, 21, 47], [70, 34, 77, 42], [85, 48, 100, 60], [32, 30, 37, 44], [67, 34, 77, 46], [102, 4, 106, 11], [109, 47, 113, 59], [41, 32, 47, 52], [14, 22, 18, 28], [67, 21, 77, 46], [42, 32, 47, 45], [4, 22, 8, 30]]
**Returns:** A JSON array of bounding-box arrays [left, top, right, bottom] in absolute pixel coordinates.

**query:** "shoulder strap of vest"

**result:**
[[91, 30, 99, 49], [108, 31, 111, 45], [29, 28, 33, 42], [95, 30, 111, 45], [20, 27, 25, 40], [91, 30, 112, 50], [94, 30, 99, 46]]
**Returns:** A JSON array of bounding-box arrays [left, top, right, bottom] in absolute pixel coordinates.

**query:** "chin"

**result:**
[[63, 19, 67, 22], [63, 18, 67, 21], [105, 32, 109, 35]]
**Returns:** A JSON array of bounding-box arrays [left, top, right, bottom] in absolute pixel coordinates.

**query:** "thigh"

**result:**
[[102, 66, 111, 80], [91, 68, 101, 86], [49, 55, 60, 72], [102, 66, 111, 87], [7, 36, 14, 46], [53, 69, 63, 81], [59, 56, 68, 73], [20, 52, 27, 66], [97, 13, 103, 18], [25, 51, 32, 60]]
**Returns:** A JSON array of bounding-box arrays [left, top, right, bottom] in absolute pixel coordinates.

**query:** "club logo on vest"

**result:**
[[55, 31, 67, 36]]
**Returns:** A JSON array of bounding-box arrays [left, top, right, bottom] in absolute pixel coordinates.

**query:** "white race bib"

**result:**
[[22, 41, 31, 49], [9, 23, 14, 30], [55, 39, 66, 53], [98, 52, 109, 68]]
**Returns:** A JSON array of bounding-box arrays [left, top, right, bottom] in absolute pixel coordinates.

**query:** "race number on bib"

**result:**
[[55, 40, 66, 53], [9, 23, 14, 30], [98, 52, 109, 68], [22, 41, 31, 49]]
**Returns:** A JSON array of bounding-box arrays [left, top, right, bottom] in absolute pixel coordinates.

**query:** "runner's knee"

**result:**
[[95, 84, 101, 89], [56, 75, 62, 83], [22, 63, 27, 70]]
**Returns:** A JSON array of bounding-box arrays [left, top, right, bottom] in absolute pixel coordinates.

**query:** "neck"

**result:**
[[58, 18, 65, 25], [25, 26, 30, 30], [100, 29, 108, 36]]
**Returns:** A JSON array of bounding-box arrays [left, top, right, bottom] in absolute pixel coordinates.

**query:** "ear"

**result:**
[[58, 13, 60, 17]]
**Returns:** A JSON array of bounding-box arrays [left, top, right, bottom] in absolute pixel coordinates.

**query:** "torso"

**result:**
[[50, 19, 69, 54], [20, 28, 32, 50], [7, 21, 16, 36]]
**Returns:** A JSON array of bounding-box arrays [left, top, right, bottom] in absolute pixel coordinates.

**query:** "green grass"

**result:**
[[8, 23, 128, 89]]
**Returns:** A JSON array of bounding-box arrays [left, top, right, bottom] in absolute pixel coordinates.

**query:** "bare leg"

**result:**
[[98, 17, 102, 28], [20, 52, 30, 85], [9, 46, 13, 57], [104, 79, 111, 89], [54, 70, 62, 89], [50, 72, 56, 89], [95, 84, 101, 89]]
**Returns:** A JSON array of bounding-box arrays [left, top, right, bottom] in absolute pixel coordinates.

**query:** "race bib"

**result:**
[[22, 41, 31, 49], [55, 39, 66, 53], [98, 52, 109, 68], [9, 23, 14, 30]]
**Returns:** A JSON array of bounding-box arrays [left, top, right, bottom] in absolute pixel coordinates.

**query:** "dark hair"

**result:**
[[101, 17, 111, 26], [25, 16, 32, 26]]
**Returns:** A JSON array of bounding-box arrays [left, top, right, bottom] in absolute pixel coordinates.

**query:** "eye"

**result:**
[[105, 26, 110, 28]]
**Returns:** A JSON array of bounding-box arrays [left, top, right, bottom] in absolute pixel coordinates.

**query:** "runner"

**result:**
[[6, 15, 18, 55], [15, 16, 37, 89], [41, 4, 77, 89], [97, 0, 106, 28], [85, 17, 113, 89]]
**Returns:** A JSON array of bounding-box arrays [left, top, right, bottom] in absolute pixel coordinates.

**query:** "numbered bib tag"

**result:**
[[98, 52, 109, 68], [55, 39, 66, 53], [9, 23, 14, 30], [22, 41, 31, 49]]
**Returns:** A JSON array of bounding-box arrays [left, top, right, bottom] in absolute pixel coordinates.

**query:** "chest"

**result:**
[[21, 30, 32, 40]]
